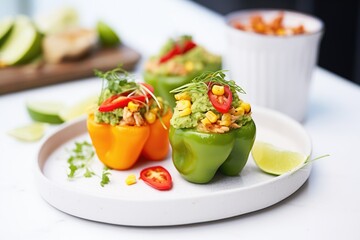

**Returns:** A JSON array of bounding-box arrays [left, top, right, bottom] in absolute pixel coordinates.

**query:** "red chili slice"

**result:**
[[182, 40, 197, 53], [208, 83, 233, 114], [159, 40, 197, 64], [140, 166, 172, 191], [98, 83, 154, 112]]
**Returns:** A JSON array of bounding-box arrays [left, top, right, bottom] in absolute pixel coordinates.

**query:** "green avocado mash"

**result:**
[[145, 35, 221, 76], [170, 71, 252, 131], [93, 67, 169, 126]]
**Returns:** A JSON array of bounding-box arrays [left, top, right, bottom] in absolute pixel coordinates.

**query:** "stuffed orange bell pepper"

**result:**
[[87, 67, 172, 170]]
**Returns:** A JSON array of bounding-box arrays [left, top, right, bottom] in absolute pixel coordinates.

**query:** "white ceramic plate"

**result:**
[[35, 106, 312, 226]]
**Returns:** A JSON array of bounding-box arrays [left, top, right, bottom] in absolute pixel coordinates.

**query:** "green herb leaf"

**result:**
[[170, 70, 246, 95], [94, 66, 138, 105], [84, 168, 95, 178], [66, 141, 95, 179], [100, 167, 111, 187]]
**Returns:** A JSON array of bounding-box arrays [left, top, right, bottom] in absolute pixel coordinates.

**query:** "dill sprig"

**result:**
[[170, 70, 246, 94]]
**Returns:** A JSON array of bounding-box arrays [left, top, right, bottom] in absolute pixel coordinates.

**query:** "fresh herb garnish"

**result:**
[[66, 141, 111, 187], [94, 66, 162, 111], [100, 167, 111, 187], [67, 141, 95, 178], [95, 66, 137, 105], [170, 70, 246, 95]]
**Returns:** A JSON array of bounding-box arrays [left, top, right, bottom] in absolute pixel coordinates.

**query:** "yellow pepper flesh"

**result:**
[[87, 111, 172, 170], [87, 114, 150, 170]]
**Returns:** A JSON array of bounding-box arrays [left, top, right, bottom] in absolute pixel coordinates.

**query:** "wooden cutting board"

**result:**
[[0, 46, 141, 95]]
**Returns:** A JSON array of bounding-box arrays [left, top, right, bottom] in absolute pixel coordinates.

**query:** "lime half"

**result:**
[[26, 100, 65, 124], [0, 17, 14, 47], [96, 20, 121, 47], [8, 123, 47, 142], [59, 95, 98, 121], [0, 16, 42, 66], [251, 141, 308, 175]]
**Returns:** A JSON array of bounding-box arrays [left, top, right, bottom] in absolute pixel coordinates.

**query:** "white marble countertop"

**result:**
[[1, 0, 360, 239]]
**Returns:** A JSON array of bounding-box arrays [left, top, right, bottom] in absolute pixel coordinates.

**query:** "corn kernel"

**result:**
[[205, 111, 218, 123], [185, 61, 194, 72], [220, 120, 231, 127], [221, 113, 232, 121], [176, 100, 191, 111], [145, 111, 156, 124], [127, 101, 139, 112], [241, 102, 251, 113], [179, 107, 192, 117], [234, 107, 245, 116], [125, 174, 137, 185], [175, 92, 191, 101], [211, 85, 225, 96], [201, 118, 211, 125], [150, 107, 159, 115]]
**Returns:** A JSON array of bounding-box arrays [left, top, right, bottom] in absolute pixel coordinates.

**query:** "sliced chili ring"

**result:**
[[98, 83, 154, 112], [207, 83, 233, 114], [159, 40, 197, 64], [140, 166, 172, 191]]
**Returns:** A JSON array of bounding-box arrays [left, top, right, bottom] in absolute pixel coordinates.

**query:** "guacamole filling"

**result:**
[[170, 71, 252, 133], [93, 68, 169, 126], [145, 35, 221, 76]]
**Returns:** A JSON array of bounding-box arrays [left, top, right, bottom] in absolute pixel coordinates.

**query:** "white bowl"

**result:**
[[224, 9, 324, 122]]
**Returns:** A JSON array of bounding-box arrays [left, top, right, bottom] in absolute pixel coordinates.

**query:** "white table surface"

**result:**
[[1, 0, 360, 239]]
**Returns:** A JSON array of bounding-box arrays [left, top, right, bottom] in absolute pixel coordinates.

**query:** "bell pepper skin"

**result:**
[[144, 73, 195, 108], [144, 62, 221, 108], [87, 114, 150, 170], [219, 120, 256, 176], [169, 119, 256, 183], [141, 110, 172, 160]]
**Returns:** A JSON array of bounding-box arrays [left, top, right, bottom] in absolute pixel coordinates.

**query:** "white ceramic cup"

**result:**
[[224, 10, 324, 122]]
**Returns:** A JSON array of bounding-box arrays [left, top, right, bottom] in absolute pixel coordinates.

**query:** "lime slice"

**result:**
[[59, 95, 98, 121], [26, 101, 65, 124], [0, 17, 14, 47], [96, 20, 121, 47], [7, 123, 47, 142], [251, 141, 307, 175], [0, 16, 42, 66]]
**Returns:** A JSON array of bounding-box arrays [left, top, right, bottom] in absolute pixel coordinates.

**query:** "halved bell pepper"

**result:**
[[87, 110, 172, 170], [169, 119, 256, 183]]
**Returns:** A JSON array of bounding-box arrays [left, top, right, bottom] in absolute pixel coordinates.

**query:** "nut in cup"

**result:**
[[224, 10, 324, 122]]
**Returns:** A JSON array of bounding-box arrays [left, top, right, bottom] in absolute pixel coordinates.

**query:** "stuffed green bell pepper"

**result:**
[[169, 71, 256, 184], [143, 35, 221, 108]]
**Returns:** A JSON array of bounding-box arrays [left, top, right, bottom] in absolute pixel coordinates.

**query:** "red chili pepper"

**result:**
[[159, 40, 197, 64], [208, 83, 233, 114], [182, 40, 197, 53], [140, 166, 173, 191], [98, 83, 154, 112]]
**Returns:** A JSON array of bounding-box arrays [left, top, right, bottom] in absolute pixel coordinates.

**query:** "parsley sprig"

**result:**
[[67, 141, 111, 187]]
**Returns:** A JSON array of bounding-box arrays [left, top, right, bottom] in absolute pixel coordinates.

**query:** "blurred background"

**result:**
[[193, 0, 360, 86], [1, 0, 359, 86]]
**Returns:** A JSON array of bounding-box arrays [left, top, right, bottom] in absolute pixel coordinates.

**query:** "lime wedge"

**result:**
[[0, 16, 42, 66], [251, 141, 307, 175], [59, 95, 98, 121], [7, 123, 47, 142], [26, 101, 65, 124], [96, 20, 121, 47], [0, 17, 14, 47]]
